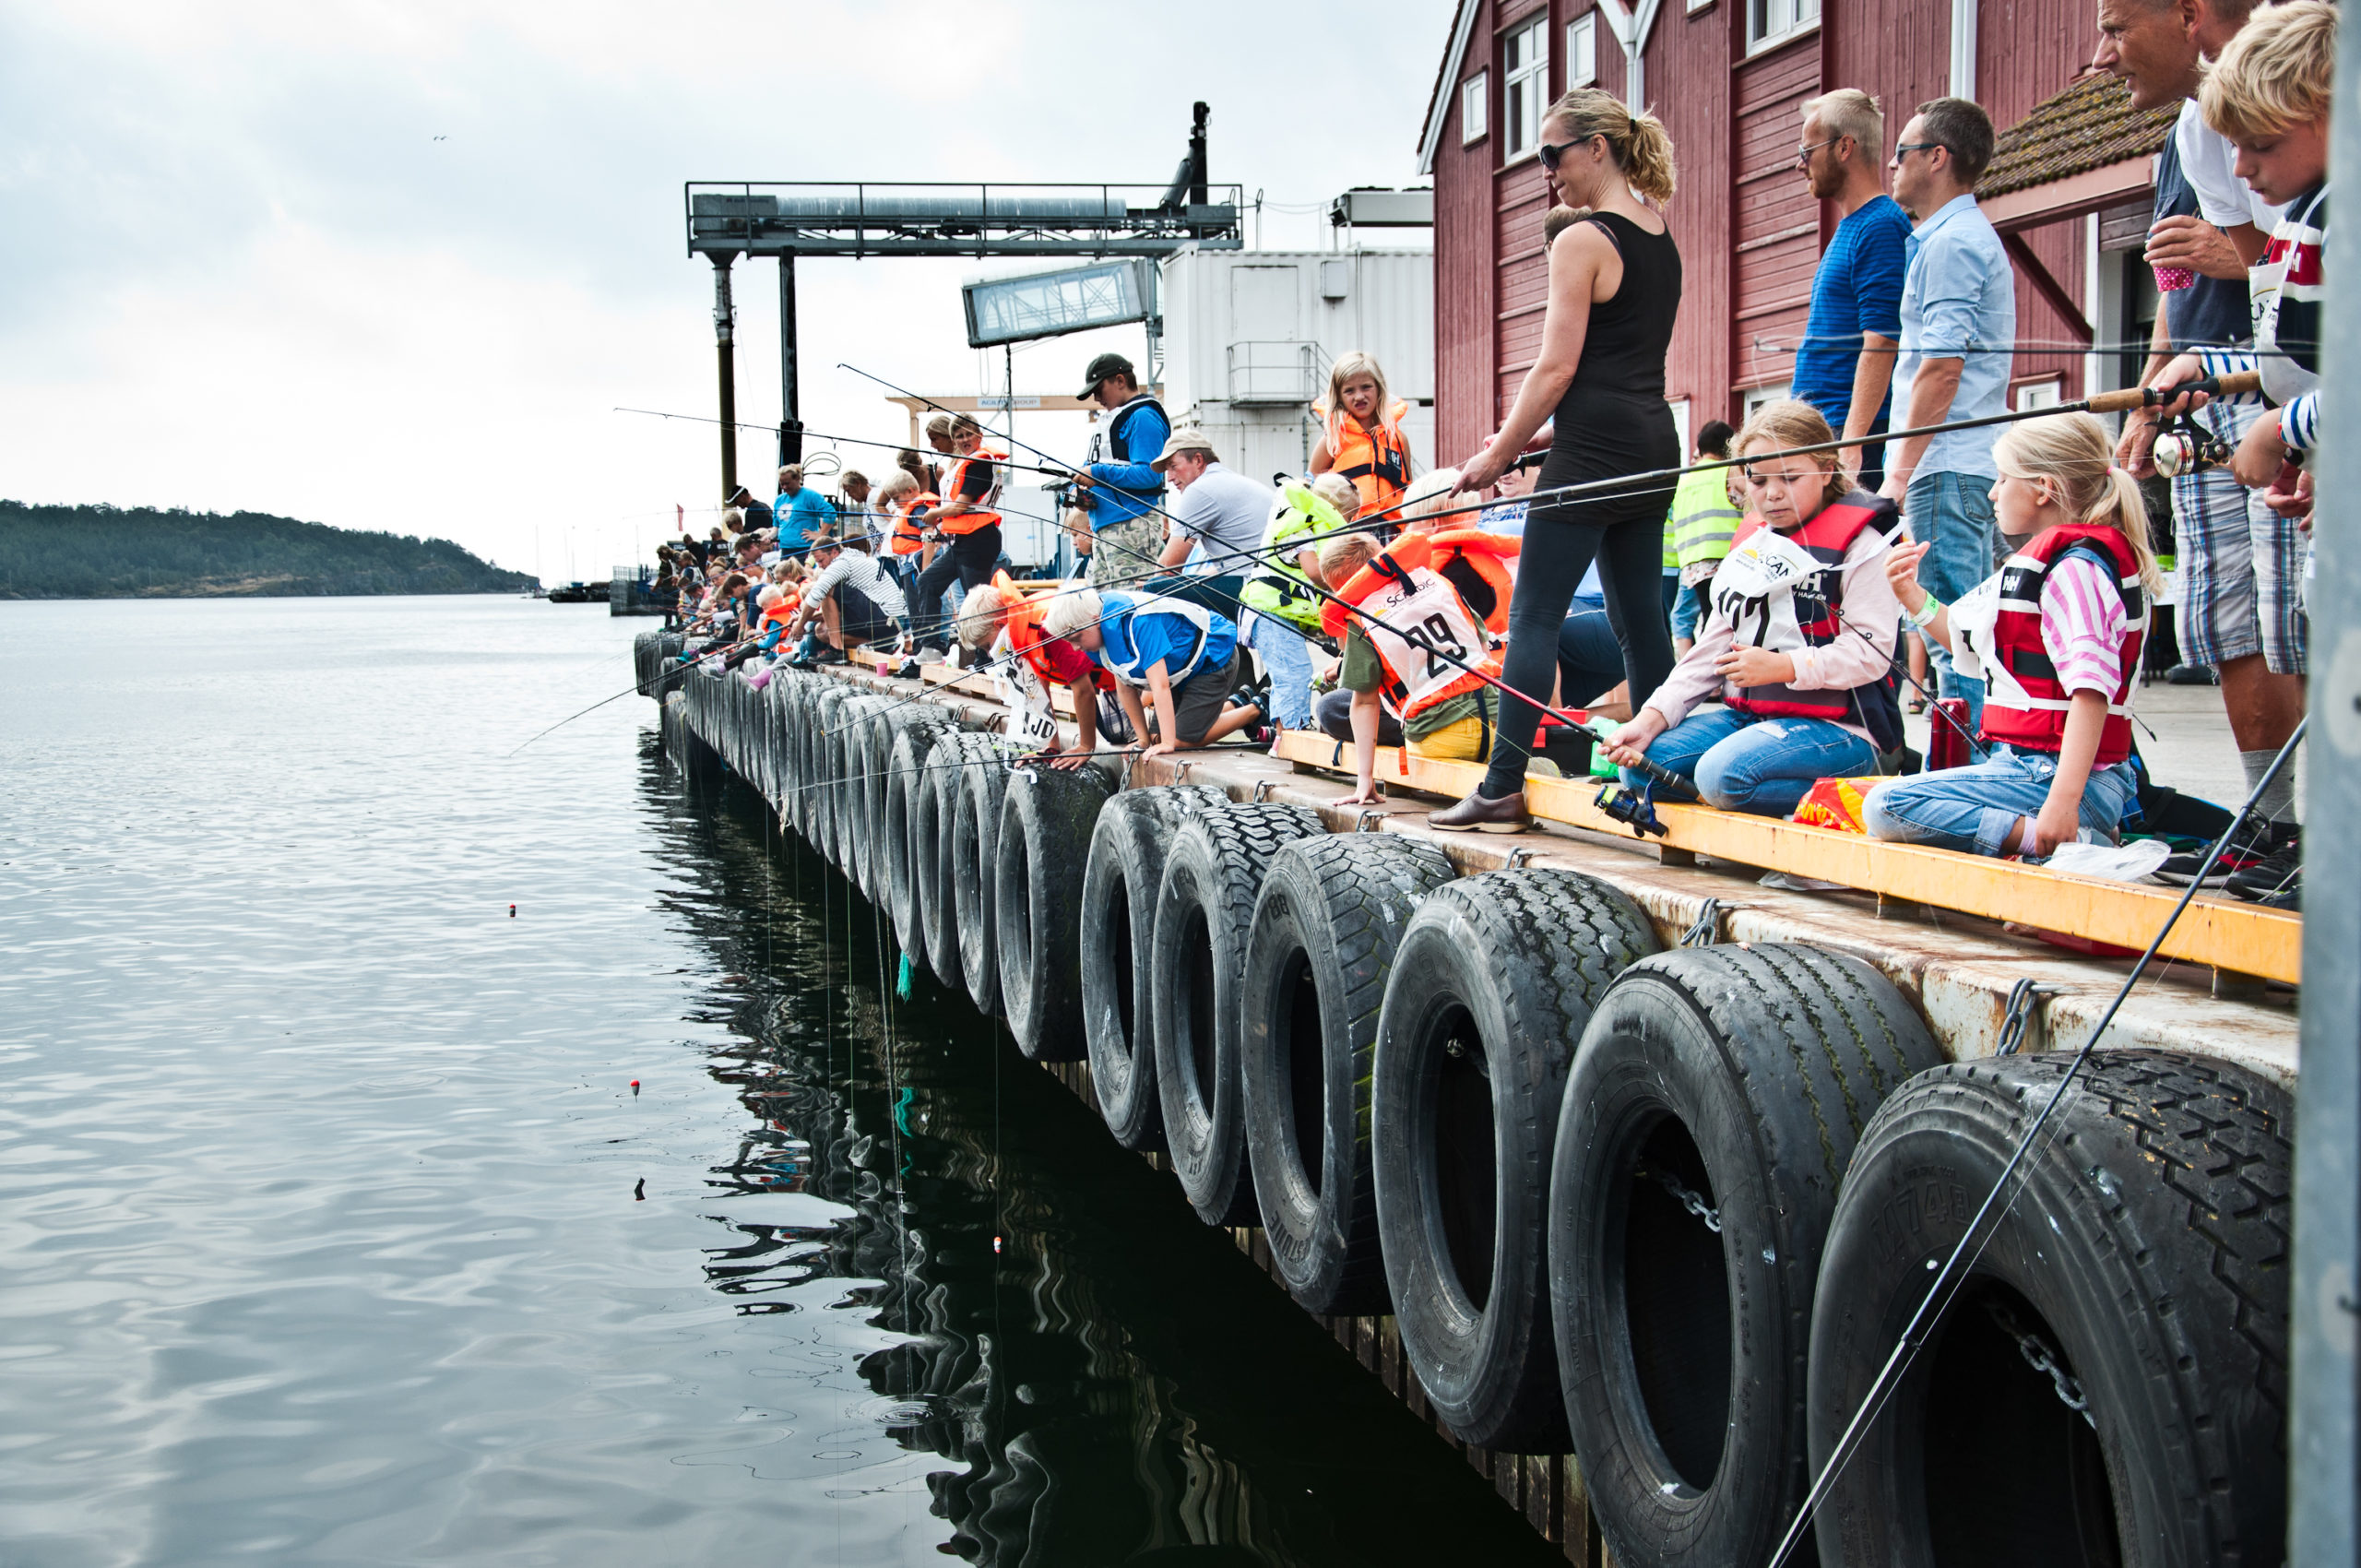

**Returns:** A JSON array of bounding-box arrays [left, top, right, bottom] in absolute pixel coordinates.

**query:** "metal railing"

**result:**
[[1225, 340, 1320, 406], [685, 182, 1246, 259]]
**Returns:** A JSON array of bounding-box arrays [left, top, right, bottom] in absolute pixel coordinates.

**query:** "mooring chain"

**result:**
[[1993, 978, 2054, 1058], [1636, 1164, 1722, 1234], [1985, 1300, 2095, 1428], [1679, 897, 1723, 949]]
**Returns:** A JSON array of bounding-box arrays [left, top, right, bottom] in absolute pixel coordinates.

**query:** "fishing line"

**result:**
[[1760, 719, 2305, 1568]]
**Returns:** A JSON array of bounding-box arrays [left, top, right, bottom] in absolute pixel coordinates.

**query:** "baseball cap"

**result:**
[[1148, 428, 1216, 473], [1077, 352, 1136, 400]]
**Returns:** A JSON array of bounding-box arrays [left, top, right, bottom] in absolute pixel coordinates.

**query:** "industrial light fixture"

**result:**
[[961, 259, 1155, 349]]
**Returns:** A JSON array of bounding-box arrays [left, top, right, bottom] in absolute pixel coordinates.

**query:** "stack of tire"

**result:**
[[676, 662, 2297, 1568], [1067, 785, 2294, 1568]]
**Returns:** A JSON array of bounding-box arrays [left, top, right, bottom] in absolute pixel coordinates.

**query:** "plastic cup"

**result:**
[[2152, 262, 2196, 291]]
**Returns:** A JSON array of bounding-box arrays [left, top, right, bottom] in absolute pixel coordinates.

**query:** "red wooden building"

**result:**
[[1416, 0, 2177, 467]]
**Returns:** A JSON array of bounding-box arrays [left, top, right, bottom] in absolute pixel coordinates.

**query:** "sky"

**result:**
[[0, 1, 1445, 584]]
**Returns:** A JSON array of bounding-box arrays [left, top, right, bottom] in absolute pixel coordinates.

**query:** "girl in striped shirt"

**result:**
[[1866, 414, 2164, 859]]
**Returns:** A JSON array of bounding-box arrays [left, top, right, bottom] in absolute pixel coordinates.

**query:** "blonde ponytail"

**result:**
[[1992, 413, 2164, 593], [1545, 89, 1679, 204]]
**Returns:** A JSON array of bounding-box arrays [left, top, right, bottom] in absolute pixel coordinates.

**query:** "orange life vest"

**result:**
[[1317, 398, 1412, 517], [937, 446, 1006, 535], [890, 493, 939, 556], [993, 569, 1112, 694], [758, 587, 801, 632], [1318, 529, 1517, 720], [1977, 523, 2149, 766]]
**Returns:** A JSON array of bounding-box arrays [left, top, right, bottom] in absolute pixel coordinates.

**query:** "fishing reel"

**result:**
[[1595, 779, 1669, 838], [2151, 413, 2235, 478]]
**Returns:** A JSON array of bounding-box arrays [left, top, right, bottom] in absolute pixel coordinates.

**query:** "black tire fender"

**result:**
[[920, 732, 996, 993], [1371, 868, 1657, 1454], [833, 695, 891, 879], [806, 684, 853, 861], [994, 763, 1121, 1061], [1149, 802, 1328, 1227], [1079, 786, 1234, 1151], [1806, 1050, 2291, 1568], [1242, 832, 1457, 1317], [1548, 944, 1943, 1567], [952, 736, 1014, 1016], [885, 712, 960, 964]]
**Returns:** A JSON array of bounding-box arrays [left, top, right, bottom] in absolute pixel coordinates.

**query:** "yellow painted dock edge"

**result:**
[[1271, 731, 2302, 987]]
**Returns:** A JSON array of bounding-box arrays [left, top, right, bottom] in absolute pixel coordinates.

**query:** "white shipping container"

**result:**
[[1157, 244, 1439, 485]]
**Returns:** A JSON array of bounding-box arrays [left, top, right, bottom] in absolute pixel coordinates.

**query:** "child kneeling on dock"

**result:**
[[1042, 589, 1266, 758], [1865, 412, 2159, 858], [1601, 400, 1905, 815]]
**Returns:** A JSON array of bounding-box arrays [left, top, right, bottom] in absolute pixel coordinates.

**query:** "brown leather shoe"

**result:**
[[1428, 788, 1532, 834]]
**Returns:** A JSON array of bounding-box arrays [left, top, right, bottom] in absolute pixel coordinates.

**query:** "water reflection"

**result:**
[[652, 743, 1558, 1568]]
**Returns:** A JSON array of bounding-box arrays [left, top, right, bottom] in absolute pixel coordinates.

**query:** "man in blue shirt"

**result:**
[[1880, 97, 2014, 733], [1043, 588, 1266, 754], [772, 464, 838, 554], [1071, 353, 1170, 588], [1792, 88, 1911, 490]]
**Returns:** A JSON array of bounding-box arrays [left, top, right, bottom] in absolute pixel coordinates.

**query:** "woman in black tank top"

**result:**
[[1432, 89, 1684, 832]]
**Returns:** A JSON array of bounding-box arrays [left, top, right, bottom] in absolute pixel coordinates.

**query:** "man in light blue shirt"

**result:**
[[772, 464, 838, 554], [1880, 96, 2013, 732]]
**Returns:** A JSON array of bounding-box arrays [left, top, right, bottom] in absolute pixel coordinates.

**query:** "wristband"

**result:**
[[1908, 593, 1945, 629]]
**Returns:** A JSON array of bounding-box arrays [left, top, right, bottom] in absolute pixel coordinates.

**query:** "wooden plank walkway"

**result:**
[[1269, 731, 2302, 987]]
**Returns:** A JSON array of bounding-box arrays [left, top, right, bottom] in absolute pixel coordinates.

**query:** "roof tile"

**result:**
[[1978, 73, 2179, 201]]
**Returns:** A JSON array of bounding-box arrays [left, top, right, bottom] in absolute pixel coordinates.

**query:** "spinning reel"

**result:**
[[2150, 412, 2236, 478]]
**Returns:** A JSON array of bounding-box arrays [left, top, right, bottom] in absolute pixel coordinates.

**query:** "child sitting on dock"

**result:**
[[1864, 412, 2159, 858], [1041, 589, 1266, 757], [1601, 399, 1905, 816]]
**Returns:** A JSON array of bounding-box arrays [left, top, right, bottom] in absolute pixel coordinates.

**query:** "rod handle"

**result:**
[[2087, 368, 2262, 414]]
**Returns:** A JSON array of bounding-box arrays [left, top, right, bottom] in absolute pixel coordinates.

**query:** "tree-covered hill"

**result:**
[[0, 501, 537, 599]]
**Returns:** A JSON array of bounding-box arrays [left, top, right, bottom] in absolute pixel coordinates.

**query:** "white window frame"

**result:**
[[1502, 15, 1550, 160], [1566, 13, 1597, 89], [1747, 0, 1819, 53], [1741, 383, 1792, 422], [1462, 72, 1489, 146], [2014, 376, 2066, 411]]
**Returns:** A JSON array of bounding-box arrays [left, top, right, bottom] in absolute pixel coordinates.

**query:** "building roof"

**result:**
[[1977, 72, 2179, 202], [1417, 0, 1484, 177]]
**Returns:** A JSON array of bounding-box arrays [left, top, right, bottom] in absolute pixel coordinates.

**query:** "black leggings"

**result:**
[[1480, 508, 1676, 797], [913, 527, 1001, 647]]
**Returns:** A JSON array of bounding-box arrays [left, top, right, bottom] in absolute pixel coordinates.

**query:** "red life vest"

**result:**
[[1318, 398, 1413, 517], [1714, 492, 1905, 752], [993, 569, 1111, 694], [1977, 523, 2148, 766], [1319, 529, 1518, 720], [938, 447, 1005, 535], [889, 493, 938, 556]]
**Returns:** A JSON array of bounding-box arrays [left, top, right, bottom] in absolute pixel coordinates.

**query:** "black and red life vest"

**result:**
[[1976, 523, 2148, 766], [1713, 491, 1905, 752]]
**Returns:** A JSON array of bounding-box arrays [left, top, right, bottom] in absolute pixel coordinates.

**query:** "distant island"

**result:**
[[0, 500, 537, 599]]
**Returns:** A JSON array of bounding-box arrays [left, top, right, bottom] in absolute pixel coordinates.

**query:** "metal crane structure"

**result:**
[[682, 102, 1242, 495]]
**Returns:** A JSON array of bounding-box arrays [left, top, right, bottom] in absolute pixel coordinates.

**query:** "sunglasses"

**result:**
[[1537, 134, 1599, 172], [1892, 141, 1947, 160]]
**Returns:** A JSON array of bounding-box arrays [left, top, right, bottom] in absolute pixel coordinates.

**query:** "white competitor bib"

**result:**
[[1945, 574, 2005, 685], [1708, 529, 1822, 654], [989, 640, 1062, 753], [1359, 570, 1489, 715]]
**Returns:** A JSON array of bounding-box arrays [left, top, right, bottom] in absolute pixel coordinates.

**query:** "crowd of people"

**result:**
[[657, 0, 2329, 911]]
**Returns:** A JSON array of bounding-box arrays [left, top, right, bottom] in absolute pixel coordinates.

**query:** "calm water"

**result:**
[[0, 598, 1552, 1568]]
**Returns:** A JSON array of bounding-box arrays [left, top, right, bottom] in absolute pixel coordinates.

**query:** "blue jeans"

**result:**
[[1905, 470, 1999, 733], [1864, 745, 2140, 858], [1624, 707, 1878, 817], [1670, 582, 1706, 642], [1560, 594, 1625, 707], [1244, 612, 1314, 730]]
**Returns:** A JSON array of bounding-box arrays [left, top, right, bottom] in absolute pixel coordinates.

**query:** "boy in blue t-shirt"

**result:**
[[1044, 589, 1264, 754]]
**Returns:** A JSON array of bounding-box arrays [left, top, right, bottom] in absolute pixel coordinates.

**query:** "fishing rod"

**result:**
[[547, 371, 2259, 758], [1750, 334, 2317, 358], [616, 405, 1085, 483], [1762, 717, 2307, 1568]]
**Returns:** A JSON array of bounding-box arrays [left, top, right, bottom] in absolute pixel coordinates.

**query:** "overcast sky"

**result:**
[[0, 1, 1443, 583]]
